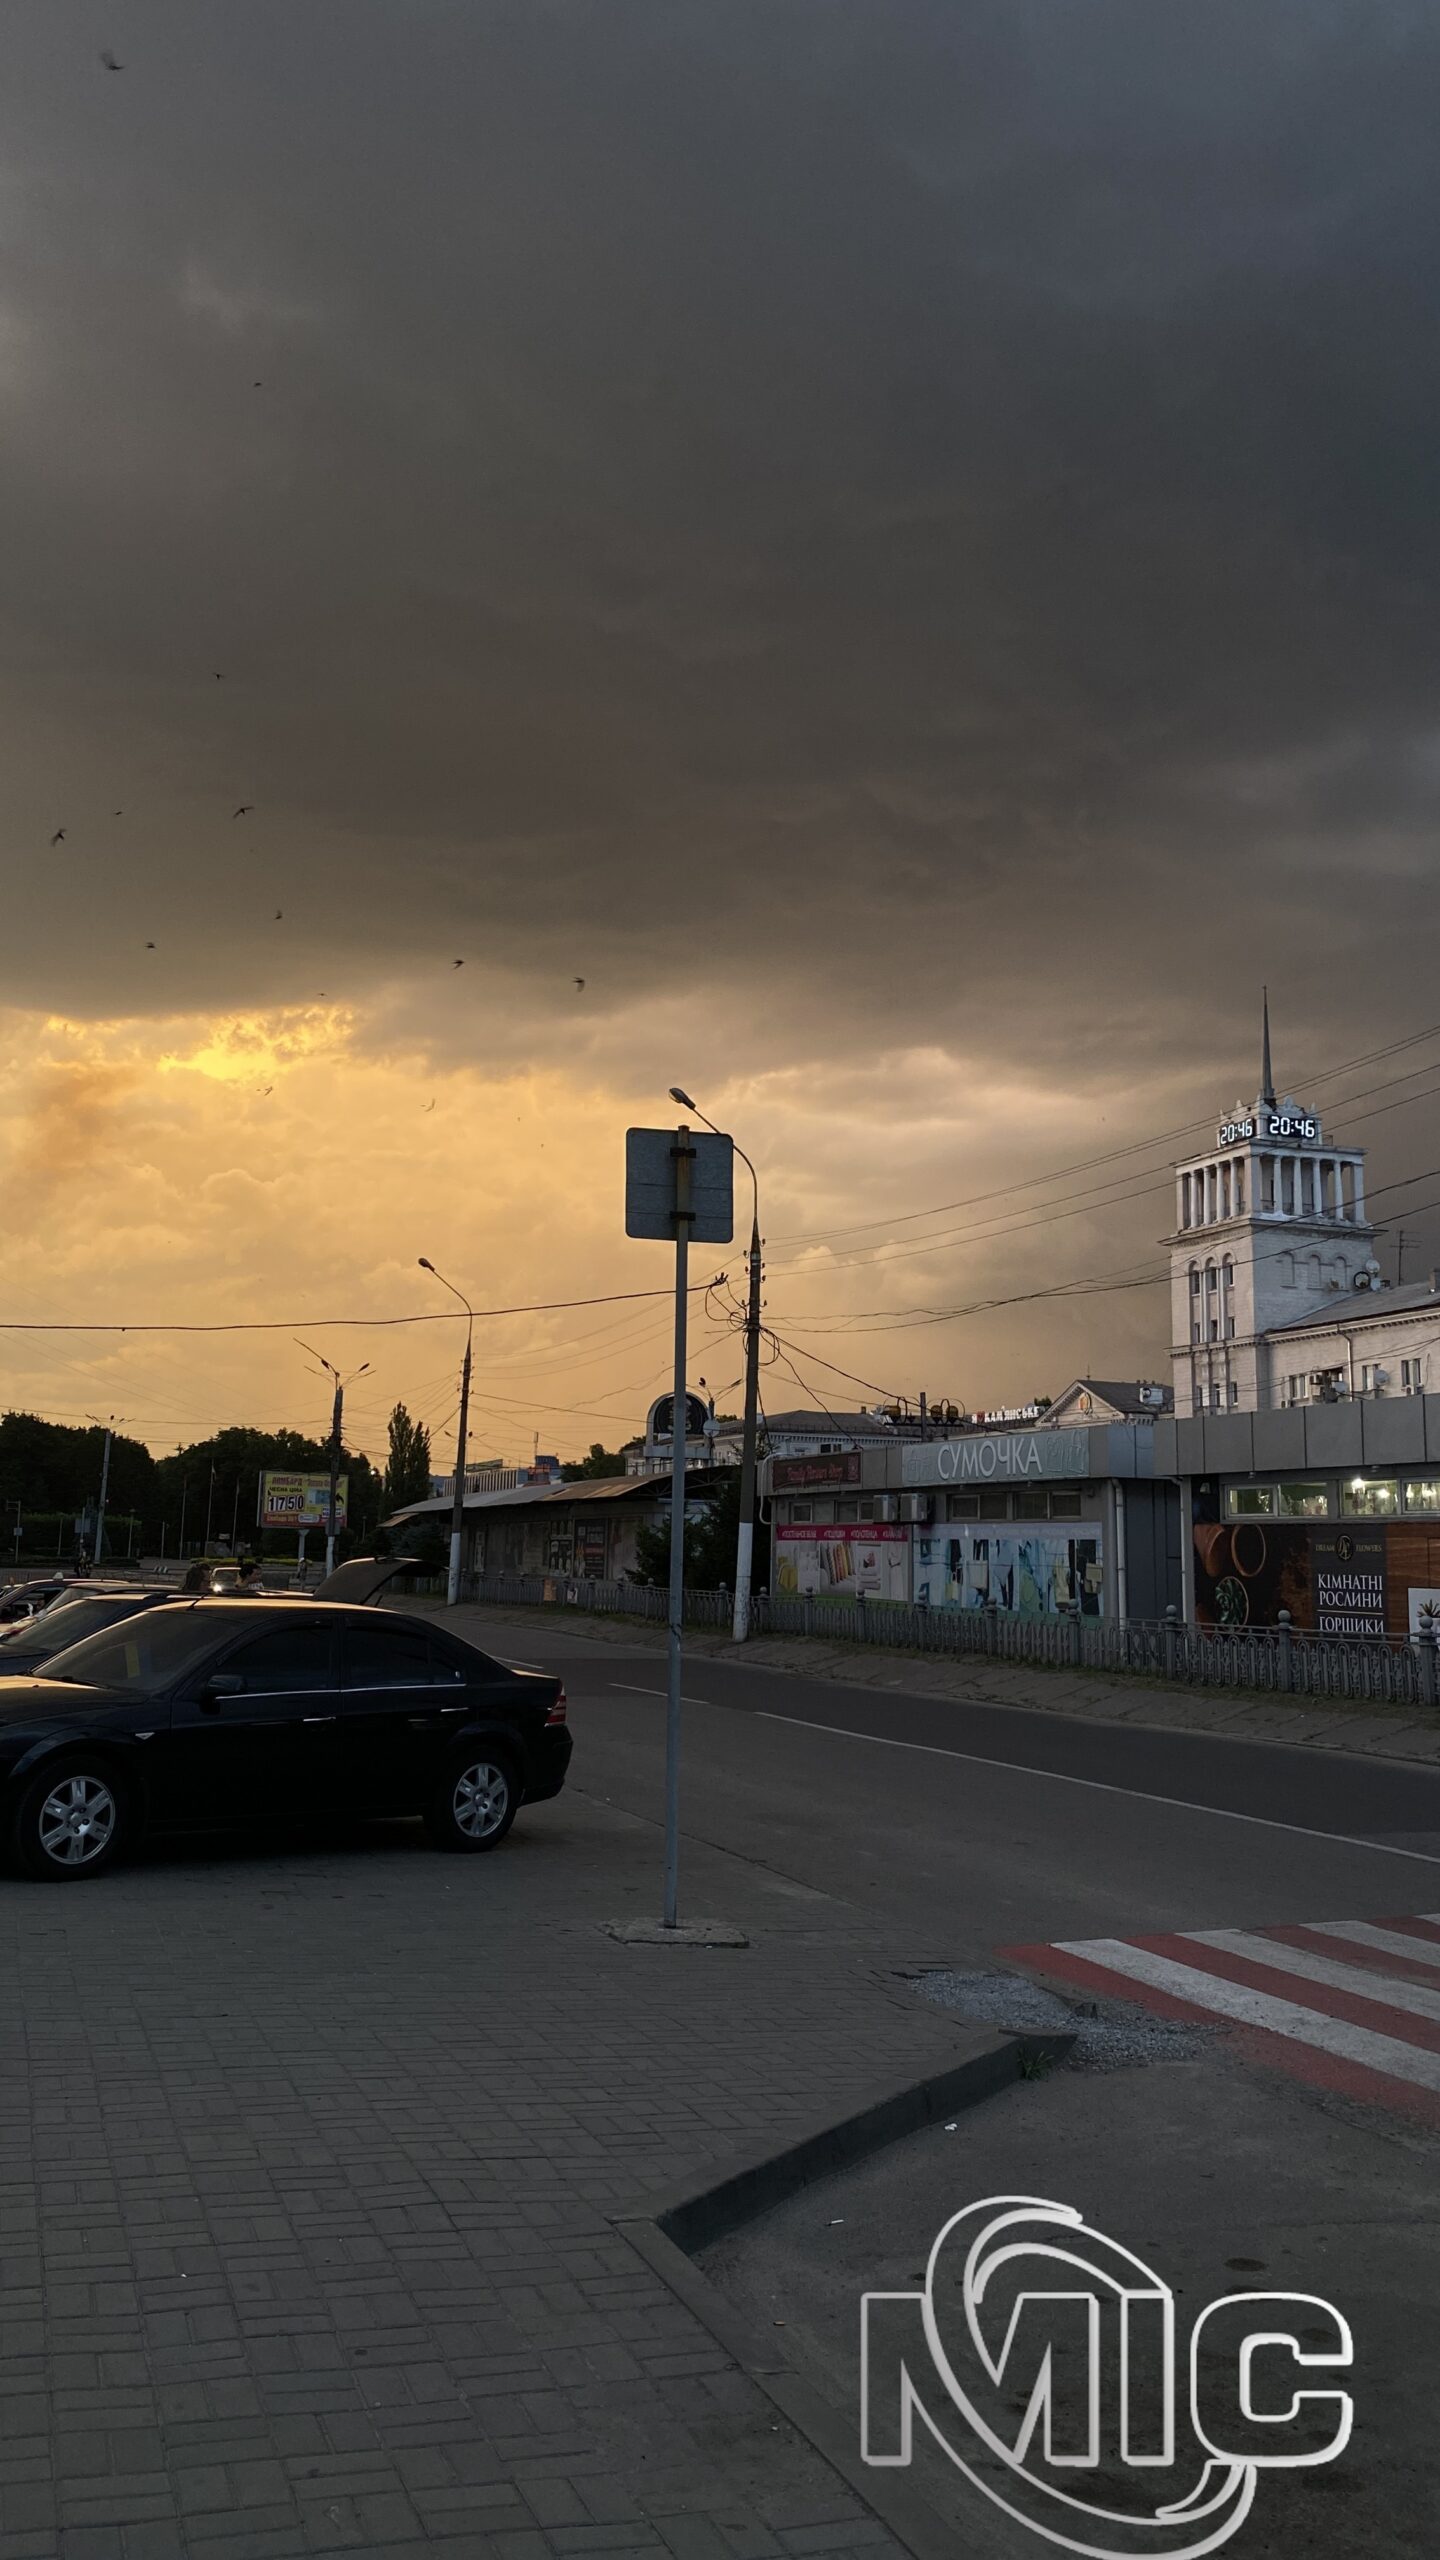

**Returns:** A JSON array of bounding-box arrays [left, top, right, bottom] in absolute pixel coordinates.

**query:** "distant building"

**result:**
[[429, 1455, 564, 1498], [1043, 1379, 1172, 1427]]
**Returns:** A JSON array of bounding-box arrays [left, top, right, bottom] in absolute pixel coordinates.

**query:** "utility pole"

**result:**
[[326, 1377, 343, 1578], [670, 1088, 763, 1641], [87, 1415, 119, 1568], [418, 1260, 475, 1604], [203, 1463, 216, 1553]]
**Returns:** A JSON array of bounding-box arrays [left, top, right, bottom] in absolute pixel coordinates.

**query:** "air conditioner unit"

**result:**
[[900, 1491, 933, 1523], [873, 1493, 899, 1522]]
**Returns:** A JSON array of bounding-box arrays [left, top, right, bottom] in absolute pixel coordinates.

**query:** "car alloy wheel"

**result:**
[[452, 1760, 510, 1841], [37, 1773, 117, 1870]]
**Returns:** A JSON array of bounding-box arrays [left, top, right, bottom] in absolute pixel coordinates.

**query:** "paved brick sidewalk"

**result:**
[[0, 1777, 973, 2560], [456, 1602, 1440, 1766]]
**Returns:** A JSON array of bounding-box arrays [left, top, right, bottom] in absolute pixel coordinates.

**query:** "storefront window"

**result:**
[[1226, 1487, 1273, 1517], [947, 1493, 981, 1520], [835, 1498, 859, 1522], [1403, 1479, 1440, 1515], [1276, 1483, 1330, 1519], [1012, 1489, 1049, 1519], [789, 1502, 813, 1524], [1048, 1489, 1083, 1519], [1344, 1478, 1400, 1518]]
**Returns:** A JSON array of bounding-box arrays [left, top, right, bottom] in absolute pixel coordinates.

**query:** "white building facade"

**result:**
[[1164, 1003, 1440, 1417]]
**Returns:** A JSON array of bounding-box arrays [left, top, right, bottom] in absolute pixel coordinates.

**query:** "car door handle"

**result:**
[[303, 1714, 338, 1724]]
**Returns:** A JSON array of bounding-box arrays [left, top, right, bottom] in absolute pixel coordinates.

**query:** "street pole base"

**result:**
[[604, 1917, 749, 1949]]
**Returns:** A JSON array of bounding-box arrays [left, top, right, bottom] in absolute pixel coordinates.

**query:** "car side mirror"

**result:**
[[201, 1670, 244, 1706]]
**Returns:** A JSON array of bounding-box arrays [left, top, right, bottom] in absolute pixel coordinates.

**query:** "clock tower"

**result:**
[[1167, 996, 1377, 1416]]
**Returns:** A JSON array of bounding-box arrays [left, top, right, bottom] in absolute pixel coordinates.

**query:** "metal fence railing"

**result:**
[[458, 1572, 1440, 1711]]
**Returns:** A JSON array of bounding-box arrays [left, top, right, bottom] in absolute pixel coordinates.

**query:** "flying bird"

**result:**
[[452, 957, 464, 969], [50, 829, 65, 845], [100, 51, 124, 72], [422, 1099, 436, 1113], [114, 808, 122, 817], [574, 977, 585, 989], [214, 671, 224, 681], [273, 909, 282, 921], [233, 804, 253, 818], [145, 941, 156, 951]]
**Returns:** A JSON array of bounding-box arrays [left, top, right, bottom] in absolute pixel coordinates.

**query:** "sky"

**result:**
[[3, 2, 1440, 1466]]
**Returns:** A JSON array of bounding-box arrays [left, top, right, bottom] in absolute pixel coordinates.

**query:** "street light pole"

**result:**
[[295, 1344, 372, 1579], [419, 1259, 474, 1606], [671, 1089, 762, 1640]]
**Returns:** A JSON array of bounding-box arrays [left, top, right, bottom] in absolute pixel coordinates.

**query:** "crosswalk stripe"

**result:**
[[1048, 1934, 1440, 2092], [1187, 1929, 1440, 2023], [1287, 1919, 1440, 1972]]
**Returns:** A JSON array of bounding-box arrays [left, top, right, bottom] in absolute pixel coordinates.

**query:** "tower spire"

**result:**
[[1260, 986, 1275, 1105]]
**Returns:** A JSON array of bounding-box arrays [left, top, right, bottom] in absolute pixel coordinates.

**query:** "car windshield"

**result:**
[[0, 1597, 150, 1656], [40, 1606, 224, 1696]]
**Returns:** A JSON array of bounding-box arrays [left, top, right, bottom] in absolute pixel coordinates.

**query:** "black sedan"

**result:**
[[0, 1601, 571, 1879]]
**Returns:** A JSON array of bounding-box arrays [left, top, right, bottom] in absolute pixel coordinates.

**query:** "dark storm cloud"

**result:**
[[3, 0, 1439, 1067]]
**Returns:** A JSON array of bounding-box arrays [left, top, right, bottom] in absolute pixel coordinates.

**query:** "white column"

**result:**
[[1353, 1158, 1365, 1221]]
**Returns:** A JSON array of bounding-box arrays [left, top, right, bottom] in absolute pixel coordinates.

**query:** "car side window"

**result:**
[[222, 1625, 338, 1695], [427, 1638, 468, 1686], [341, 1624, 439, 1690]]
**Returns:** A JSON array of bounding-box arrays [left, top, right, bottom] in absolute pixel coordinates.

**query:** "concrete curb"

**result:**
[[614, 2021, 1073, 2560]]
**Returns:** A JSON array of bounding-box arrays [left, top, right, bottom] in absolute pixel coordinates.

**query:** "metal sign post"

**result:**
[[625, 1124, 733, 1931], [663, 1131, 692, 1928]]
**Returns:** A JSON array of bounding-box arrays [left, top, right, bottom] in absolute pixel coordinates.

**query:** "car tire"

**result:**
[[425, 1749, 519, 1853], [10, 1756, 129, 1882]]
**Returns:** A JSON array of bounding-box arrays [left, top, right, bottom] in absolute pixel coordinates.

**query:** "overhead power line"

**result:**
[[0, 1282, 717, 1337], [769, 1017, 1440, 1250]]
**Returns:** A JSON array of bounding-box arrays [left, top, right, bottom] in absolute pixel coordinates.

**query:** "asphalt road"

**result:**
[[467, 1614, 1440, 1961]]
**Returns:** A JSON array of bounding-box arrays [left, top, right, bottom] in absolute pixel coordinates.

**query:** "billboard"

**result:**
[[774, 1522, 909, 1602], [772, 1453, 862, 1491], [259, 1471, 348, 1529], [1194, 1520, 1440, 1635]]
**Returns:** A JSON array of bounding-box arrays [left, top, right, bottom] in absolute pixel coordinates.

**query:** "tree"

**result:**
[[631, 1471, 770, 1591], [562, 1442, 627, 1480], [154, 1427, 382, 1561], [384, 1403, 432, 1512]]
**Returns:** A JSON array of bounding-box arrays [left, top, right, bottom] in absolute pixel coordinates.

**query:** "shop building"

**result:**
[[1154, 1396, 1440, 1638], [387, 1469, 727, 1584], [762, 1424, 1182, 1622]]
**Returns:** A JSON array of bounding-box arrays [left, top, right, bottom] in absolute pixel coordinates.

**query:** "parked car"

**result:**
[[0, 1588, 179, 1677], [0, 1579, 70, 1625], [0, 1600, 570, 1879]]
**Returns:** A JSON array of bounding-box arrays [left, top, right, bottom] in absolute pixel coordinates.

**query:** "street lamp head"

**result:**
[[417, 1256, 434, 1272], [669, 1086, 696, 1111]]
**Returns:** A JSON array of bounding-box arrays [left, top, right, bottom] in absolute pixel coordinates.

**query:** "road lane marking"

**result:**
[[753, 1710, 1440, 1864], [609, 1682, 710, 1704]]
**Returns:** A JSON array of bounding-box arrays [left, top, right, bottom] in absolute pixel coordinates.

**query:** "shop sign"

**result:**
[[902, 1429, 1089, 1487], [773, 1452, 863, 1490], [1311, 1528, 1388, 1637]]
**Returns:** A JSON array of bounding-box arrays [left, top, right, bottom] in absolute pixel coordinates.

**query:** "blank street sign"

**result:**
[[625, 1127, 734, 1243]]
